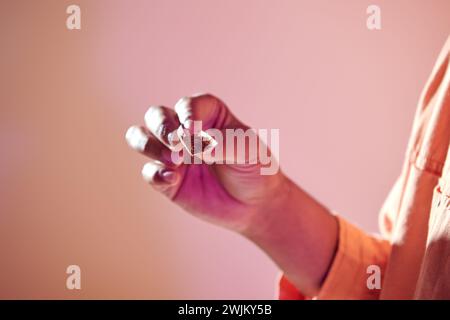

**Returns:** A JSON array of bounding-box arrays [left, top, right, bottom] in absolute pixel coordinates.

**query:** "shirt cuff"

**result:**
[[277, 215, 391, 300]]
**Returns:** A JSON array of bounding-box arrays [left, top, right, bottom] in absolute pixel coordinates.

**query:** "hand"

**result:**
[[126, 93, 338, 296], [126, 93, 287, 233]]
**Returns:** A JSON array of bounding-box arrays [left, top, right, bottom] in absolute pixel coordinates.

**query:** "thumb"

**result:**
[[174, 93, 242, 130]]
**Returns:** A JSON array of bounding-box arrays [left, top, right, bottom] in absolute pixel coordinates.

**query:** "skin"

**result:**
[[125, 93, 339, 297]]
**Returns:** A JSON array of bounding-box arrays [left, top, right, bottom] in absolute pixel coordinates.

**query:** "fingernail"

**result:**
[[161, 170, 178, 184], [126, 126, 148, 152], [142, 162, 158, 182]]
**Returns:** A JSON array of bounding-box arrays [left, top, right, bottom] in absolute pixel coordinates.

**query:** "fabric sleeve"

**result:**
[[277, 215, 391, 300]]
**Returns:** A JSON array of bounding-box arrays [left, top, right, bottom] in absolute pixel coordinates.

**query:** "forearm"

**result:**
[[242, 176, 339, 297]]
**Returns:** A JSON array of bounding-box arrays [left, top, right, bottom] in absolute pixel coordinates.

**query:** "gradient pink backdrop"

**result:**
[[0, 0, 449, 299]]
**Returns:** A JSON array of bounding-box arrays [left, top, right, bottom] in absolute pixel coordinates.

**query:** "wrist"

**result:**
[[240, 173, 295, 239], [240, 174, 339, 296]]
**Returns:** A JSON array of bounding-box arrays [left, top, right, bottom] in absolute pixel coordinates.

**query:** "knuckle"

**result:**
[[190, 93, 216, 105]]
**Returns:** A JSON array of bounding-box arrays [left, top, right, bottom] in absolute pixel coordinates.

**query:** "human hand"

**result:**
[[126, 93, 286, 233], [126, 93, 339, 296]]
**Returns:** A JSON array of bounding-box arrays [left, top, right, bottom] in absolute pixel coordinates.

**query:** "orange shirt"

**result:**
[[279, 36, 450, 300]]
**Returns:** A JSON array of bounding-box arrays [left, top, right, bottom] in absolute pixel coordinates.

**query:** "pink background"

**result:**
[[0, 0, 449, 298]]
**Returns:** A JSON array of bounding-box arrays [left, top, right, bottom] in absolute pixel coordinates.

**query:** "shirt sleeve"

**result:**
[[277, 215, 391, 300]]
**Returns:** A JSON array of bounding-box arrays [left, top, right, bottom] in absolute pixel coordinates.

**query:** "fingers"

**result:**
[[144, 105, 180, 148], [126, 126, 182, 195], [125, 125, 173, 165], [141, 161, 181, 194], [127, 93, 246, 169], [174, 93, 232, 130]]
